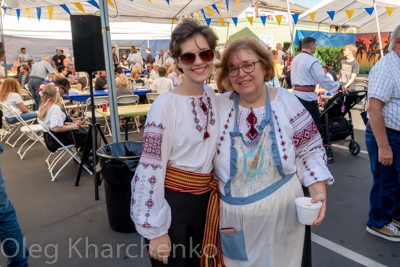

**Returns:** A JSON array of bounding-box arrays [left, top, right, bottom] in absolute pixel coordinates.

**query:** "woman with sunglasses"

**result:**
[[213, 38, 334, 266], [131, 19, 223, 266]]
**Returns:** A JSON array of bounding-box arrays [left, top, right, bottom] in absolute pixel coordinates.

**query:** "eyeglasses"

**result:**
[[178, 49, 215, 65], [228, 61, 260, 77]]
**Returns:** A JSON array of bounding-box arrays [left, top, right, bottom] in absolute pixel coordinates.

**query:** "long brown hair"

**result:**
[[216, 38, 275, 92], [0, 78, 23, 102], [38, 84, 64, 121]]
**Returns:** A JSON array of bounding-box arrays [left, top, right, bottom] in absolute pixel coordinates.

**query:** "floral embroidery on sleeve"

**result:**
[[139, 122, 165, 170]]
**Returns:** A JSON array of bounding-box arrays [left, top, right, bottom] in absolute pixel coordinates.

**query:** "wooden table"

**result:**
[[95, 104, 152, 140]]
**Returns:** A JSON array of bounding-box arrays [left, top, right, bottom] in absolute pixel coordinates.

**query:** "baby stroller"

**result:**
[[320, 90, 368, 162]]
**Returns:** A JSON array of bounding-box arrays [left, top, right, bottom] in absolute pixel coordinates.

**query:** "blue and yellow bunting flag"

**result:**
[[25, 8, 31, 20], [385, 7, 394, 16], [74, 3, 86, 14], [365, 7, 374, 15], [247, 16, 253, 25], [205, 7, 215, 18], [225, 0, 229, 12], [345, 9, 354, 20], [212, 4, 219, 15], [327, 11, 335, 20], [218, 18, 224, 26], [260, 16, 266, 26], [87, 0, 100, 9], [205, 18, 211, 26], [37, 7, 41, 21], [60, 4, 71, 15], [275, 15, 283, 26], [292, 13, 299, 24], [16, 9, 20, 21], [232, 17, 238, 26]]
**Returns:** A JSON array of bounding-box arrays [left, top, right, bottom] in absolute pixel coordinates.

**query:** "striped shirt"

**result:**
[[368, 50, 400, 131], [30, 60, 54, 79]]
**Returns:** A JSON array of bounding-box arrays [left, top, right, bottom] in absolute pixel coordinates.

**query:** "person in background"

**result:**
[[0, 78, 37, 124], [57, 65, 68, 78], [16, 65, 30, 88], [76, 72, 89, 91], [115, 67, 125, 77], [54, 77, 81, 119], [365, 25, 400, 242], [29, 54, 61, 109], [112, 47, 119, 70], [0, 49, 5, 79], [52, 49, 65, 68], [131, 19, 221, 266], [119, 53, 129, 69], [214, 37, 332, 266], [326, 64, 338, 81], [16, 47, 32, 65], [143, 63, 153, 79], [127, 46, 143, 70], [153, 66, 174, 94], [129, 66, 145, 86], [167, 65, 182, 85], [0, 146, 29, 267], [167, 66, 174, 75], [95, 70, 108, 90], [150, 63, 160, 80], [323, 65, 334, 81], [291, 36, 347, 133], [115, 75, 134, 98], [63, 54, 73, 67], [266, 49, 282, 87], [276, 43, 285, 65], [339, 44, 360, 91], [154, 48, 167, 67], [145, 48, 154, 64]]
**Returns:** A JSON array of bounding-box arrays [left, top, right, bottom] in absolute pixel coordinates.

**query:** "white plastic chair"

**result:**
[[38, 120, 93, 181], [84, 96, 112, 136], [146, 93, 160, 103]]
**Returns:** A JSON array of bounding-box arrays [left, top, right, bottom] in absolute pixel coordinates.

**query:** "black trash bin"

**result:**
[[96, 141, 142, 233]]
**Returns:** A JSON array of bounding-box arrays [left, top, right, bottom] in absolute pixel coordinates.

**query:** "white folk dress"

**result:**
[[130, 86, 219, 240], [214, 87, 334, 267]]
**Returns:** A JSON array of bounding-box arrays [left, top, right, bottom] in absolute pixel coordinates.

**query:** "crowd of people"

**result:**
[[0, 18, 398, 267]]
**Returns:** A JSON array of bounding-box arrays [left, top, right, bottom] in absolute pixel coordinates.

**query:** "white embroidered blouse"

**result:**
[[131, 86, 219, 240], [214, 87, 334, 195]]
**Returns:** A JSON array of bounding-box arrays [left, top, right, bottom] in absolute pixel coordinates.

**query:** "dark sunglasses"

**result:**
[[178, 49, 215, 65]]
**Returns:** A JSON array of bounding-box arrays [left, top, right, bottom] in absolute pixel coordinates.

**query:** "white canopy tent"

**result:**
[[298, 0, 400, 33], [2, 0, 253, 24]]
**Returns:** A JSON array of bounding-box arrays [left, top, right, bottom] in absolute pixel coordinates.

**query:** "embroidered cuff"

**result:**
[[148, 231, 168, 240]]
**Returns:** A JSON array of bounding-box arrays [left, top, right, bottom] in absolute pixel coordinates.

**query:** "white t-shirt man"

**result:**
[[149, 69, 159, 80], [153, 77, 174, 94]]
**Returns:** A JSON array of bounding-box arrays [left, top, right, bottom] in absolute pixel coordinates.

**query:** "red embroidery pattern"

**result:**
[[190, 93, 215, 139], [138, 122, 165, 170], [246, 109, 259, 141], [217, 108, 234, 155], [272, 110, 288, 161], [142, 175, 157, 227]]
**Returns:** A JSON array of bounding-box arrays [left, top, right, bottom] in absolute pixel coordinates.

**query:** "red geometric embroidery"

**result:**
[[293, 121, 319, 149]]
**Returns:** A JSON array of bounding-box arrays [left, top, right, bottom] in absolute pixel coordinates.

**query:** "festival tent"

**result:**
[[2, 0, 254, 24], [297, 0, 400, 33], [226, 27, 261, 44]]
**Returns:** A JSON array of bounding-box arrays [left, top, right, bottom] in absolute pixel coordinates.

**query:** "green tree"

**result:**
[[314, 46, 344, 72]]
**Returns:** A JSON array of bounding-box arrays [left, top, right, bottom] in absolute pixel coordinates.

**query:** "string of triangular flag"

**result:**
[[307, 6, 394, 22]]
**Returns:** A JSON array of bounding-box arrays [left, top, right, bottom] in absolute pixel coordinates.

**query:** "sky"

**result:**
[[292, 0, 323, 8]]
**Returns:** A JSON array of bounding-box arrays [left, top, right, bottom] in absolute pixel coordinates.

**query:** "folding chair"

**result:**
[[38, 120, 93, 181], [0, 102, 46, 159], [84, 96, 112, 136], [146, 93, 160, 103], [117, 95, 140, 133], [0, 103, 37, 148]]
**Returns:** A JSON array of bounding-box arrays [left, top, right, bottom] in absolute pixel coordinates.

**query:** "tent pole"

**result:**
[[99, 0, 121, 143], [286, 0, 295, 56], [373, 0, 384, 58], [0, 4, 7, 76]]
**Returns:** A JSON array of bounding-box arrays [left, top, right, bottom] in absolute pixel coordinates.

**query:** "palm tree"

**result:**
[[356, 38, 367, 60], [368, 35, 379, 64], [383, 37, 391, 55]]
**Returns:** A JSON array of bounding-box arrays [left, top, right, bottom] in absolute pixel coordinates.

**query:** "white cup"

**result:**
[[295, 197, 322, 225]]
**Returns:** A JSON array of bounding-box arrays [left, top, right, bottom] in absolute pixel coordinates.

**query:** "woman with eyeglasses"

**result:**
[[213, 38, 334, 266], [131, 19, 223, 266]]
